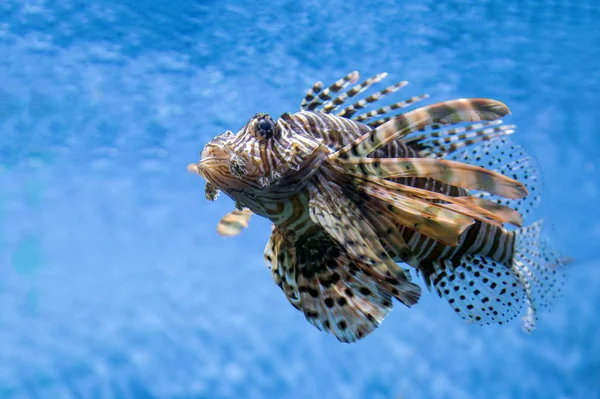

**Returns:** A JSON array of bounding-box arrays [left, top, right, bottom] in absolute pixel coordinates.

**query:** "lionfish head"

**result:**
[[189, 112, 328, 209]]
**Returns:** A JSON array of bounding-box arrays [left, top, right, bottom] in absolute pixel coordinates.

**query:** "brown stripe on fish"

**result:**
[[487, 226, 507, 261], [258, 144, 273, 185], [265, 201, 285, 217], [295, 112, 318, 134], [322, 113, 364, 149], [263, 139, 280, 176], [331, 114, 371, 147], [278, 192, 309, 230], [269, 136, 291, 165], [419, 236, 447, 261], [499, 230, 516, 263], [468, 223, 491, 255], [285, 111, 371, 152]]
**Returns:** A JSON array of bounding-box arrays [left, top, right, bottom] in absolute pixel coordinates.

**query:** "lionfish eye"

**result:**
[[256, 117, 275, 139]]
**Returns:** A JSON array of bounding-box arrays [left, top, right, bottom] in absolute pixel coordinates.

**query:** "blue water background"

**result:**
[[1, 1, 599, 398]]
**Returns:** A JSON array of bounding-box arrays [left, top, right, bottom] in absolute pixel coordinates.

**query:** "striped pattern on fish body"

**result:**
[[190, 71, 568, 343]]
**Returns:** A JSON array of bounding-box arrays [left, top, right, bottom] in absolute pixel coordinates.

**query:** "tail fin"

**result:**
[[512, 220, 570, 332]]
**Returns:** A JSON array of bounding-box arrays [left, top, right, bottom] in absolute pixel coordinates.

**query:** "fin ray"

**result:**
[[340, 157, 528, 199], [336, 79, 407, 118], [322, 73, 389, 114], [356, 94, 430, 127], [309, 179, 421, 304], [295, 249, 394, 343], [428, 256, 525, 325], [304, 71, 359, 111], [331, 99, 511, 161], [264, 227, 301, 310]]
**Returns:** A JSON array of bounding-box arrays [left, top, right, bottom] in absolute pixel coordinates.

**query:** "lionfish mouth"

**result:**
[[188, 138, 255, 202], [187, 158, 226, 202], [187, 157, 226, 178], [188, 136, 234, 179]]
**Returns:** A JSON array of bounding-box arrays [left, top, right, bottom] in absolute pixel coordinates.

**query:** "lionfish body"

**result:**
[[190, 71, 567, 343]]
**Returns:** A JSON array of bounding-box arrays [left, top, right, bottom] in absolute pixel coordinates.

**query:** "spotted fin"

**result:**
[[401, 121, 541, 221], [426, 220, 568, 332], [428, 256, 526, 326], [308, 178, 421, 305], [296, 248, 395, 343], [511, 220, 569, 332], [331, 98, 511, 161], [265, 226, 410, 343], [264, 226, 301, 310], [217, 208, 253, 237], [448, 137, 542, 222]]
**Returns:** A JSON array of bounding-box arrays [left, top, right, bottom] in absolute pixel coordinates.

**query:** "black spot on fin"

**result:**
[[512, 220, 570, 332], [428, 256, 525, 326], [296, 246, 394, 343]]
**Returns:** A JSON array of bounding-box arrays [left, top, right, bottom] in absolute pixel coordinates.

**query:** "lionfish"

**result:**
[[188, 71, 567, 343]]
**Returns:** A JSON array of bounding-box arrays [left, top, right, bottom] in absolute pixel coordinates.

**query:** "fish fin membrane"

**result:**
[[267, 226, 420, 343], [339, 157, 528, 200], [296, 247, 394, 343], [512, 220, 569, 332], [217, 208, 253, 237], [309, 180, 420, 297], [403, 119, 513, 158], [448, 137, 543, 223], [403, 120, 541, 222], [357, 199, 421, 269], [425, 220, 568, 331], [332, 98, 510, 161], [264, 227, 301, 311], [427, 256, 526, 326]]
